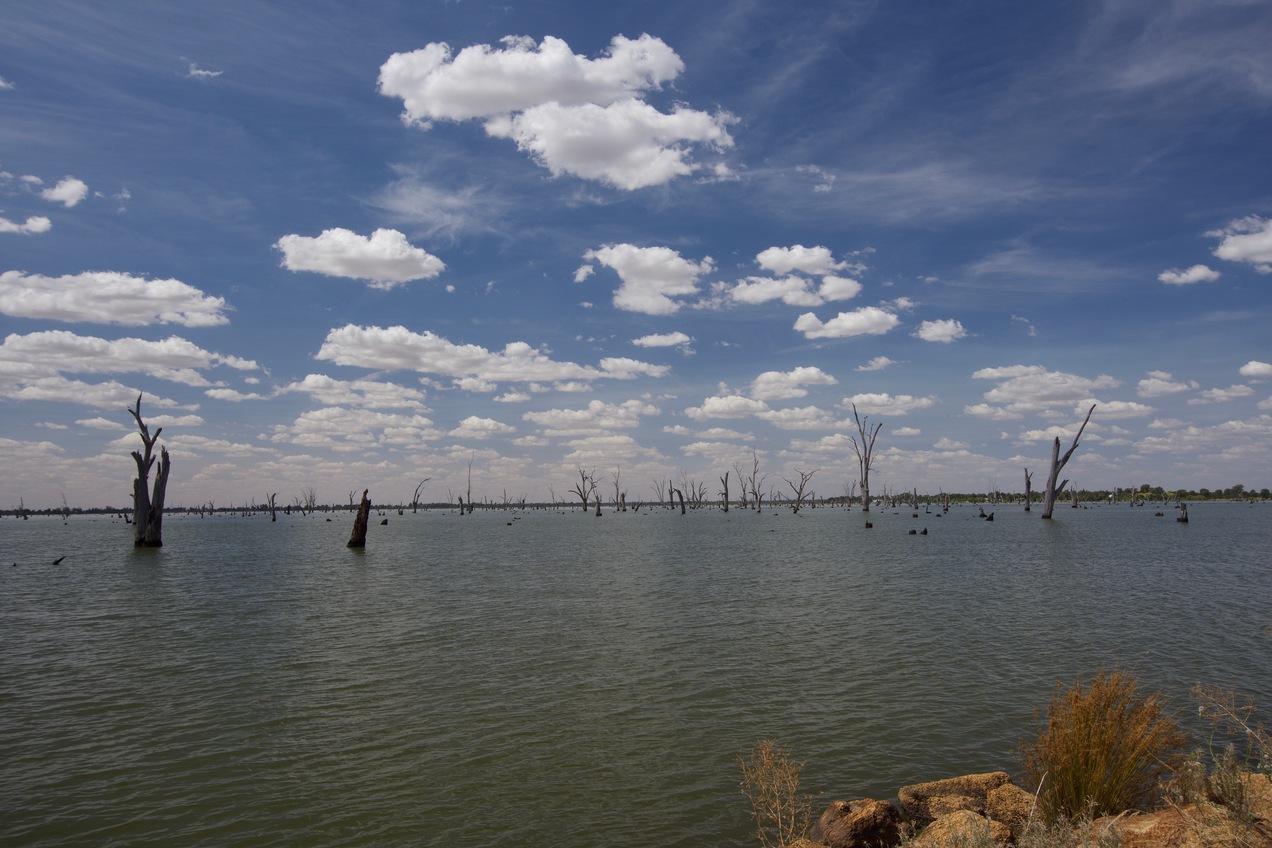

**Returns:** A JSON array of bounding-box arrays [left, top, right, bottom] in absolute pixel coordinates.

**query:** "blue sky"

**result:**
[[2, 0, 1271, 509]]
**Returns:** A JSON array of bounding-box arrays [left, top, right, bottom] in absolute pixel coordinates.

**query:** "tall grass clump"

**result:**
[[1192, 684, 1271, 830], [738, 738, 814, 848], [1020, 668, 1188, 822]]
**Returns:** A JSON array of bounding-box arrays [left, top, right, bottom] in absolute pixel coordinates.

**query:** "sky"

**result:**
[[2, 0, 1271, 511]]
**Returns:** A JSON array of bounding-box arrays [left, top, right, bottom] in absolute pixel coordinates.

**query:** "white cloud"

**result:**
[[757, 405, 836, 430], [282, 374, 429, 409], [841, 392, 936, 415], [275, 228, 444, 289], [39, 177, 88, 207], [316, 324, 665, 385], [856, 356, 896, 372], [971, 365, 1120, 413], [186, 62, 223, 79], [274, 406, 443, 449], [204, 388, 267, 402], [379, 34, 732, 189], [793, 306, 899, 339], [684, 394, 770, 421], [1239, 360, 1272, 378], [0, 215, 52, 234], [0, 76, 13, 90], [522, 398, 658, 436], [1137, 371, 1199, 397], [632, 331, 692, 348], [0, 330, 256, 387], [730, 275, 822, 307], [1189, 384, 1255, 404], [913, 319, 966, 343], [0, 270, 229, 326], [963, 403, 1022, 421], [1157, 264, 1220, 285], [449, 415, 516, 439], [581, 244, 713, 315], [755, 245, 845, 276], [750, 366, 837, 401], [1080, 399, 1152, 419], [0, 376, 179, 409], [1209, 215, 1272, 272], [818, 275, 863, 301]]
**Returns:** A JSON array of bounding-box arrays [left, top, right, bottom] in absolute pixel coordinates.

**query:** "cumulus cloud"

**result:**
[[632, 331, 692, 348], [1137, 371, 1199, 397], [913, 319, 966, 343], [274, 406, 443, 450], [0, 270, 229, 326], [1209, 216, 1272, 272], [282, 374, 429, 409], [1157, 264, 1220, 285], [856, 356, 896, 372], [971, 365, 1119, 414], [1, 376, 180, 409], [378, 34, 733, 189], [580, 244, 713, 315], [275, 228, 445, 289], [840, 392, 935, 415], [316, 324, 667, 385], [39, 177, 88, 207], [1189, 384, 1255, 404], [755, 245, 845, 277], [449, 415, 516, 439], [731, 275, 823, 307], [750, 366, 837, 401], [1239, 360, 1272, 378], [522, 398, 658, 436], [0, 215, 52, 234], [684, 394, 770, 421], [0, 330, 256, 387], [793, 306, 899, 339]]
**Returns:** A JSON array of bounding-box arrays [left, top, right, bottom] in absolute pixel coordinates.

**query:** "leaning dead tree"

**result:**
[[1041, 403, 1096, 520], [127, 393, 170, 547], [784, 468, 818, 514], [347, 489, 371, 547], [849, 403, 883, 513]]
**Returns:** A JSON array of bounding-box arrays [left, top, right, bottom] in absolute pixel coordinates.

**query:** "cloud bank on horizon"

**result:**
[[1, 0, 1270, 507]]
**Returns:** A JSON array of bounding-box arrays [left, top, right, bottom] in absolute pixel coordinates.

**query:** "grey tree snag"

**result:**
[[849, 403, 882, 514], [719, 471, 730, 513], [1041, 403, 1096, 520], [1023, 469, 1033, 512], [347, 489, 371, 547], [268, 492, 278, 522], [128, 393, 170, 547]]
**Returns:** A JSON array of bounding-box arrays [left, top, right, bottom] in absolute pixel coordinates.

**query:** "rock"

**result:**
[[985, 782, 1036, 839], [1093, 808, 1195, 848], [809, 799, 902, 848], [898, 772, 1011, 822], [910, 810, 1011, 847]]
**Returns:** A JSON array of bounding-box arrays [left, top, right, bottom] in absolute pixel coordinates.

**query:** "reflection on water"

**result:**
[[2, 503, 1269, 847]]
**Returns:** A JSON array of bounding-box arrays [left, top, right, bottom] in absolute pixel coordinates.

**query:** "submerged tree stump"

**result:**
[[128, 393, 170, 548], [347, 490, 371, 548]]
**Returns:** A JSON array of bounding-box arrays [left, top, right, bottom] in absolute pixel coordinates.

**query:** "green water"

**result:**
[[2, 503, 1269, 846]]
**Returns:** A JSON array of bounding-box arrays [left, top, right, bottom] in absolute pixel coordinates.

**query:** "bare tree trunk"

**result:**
[[347, 490, 371, 547], [1042, 404, 1096, 519], [1023, 469, 1033, 512], [849, 404, 882, 516], [720, 471, 730, 513], [128, 393, 170, 548]]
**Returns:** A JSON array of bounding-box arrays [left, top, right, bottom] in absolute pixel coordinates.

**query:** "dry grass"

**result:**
[[1020, 669, 1189, 822], [738, 738, 814, 848]]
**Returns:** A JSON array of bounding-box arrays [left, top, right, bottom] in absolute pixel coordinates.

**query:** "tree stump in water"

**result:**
[[347, 490, 371, 548]]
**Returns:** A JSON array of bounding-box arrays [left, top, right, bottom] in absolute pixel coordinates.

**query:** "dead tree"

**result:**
[[719, 471, 730, 513], [849, 403, 883, 513], [1023, 469, 1033, 512], [347, 489, 371, 547], [268, 492, 278, 522], [1041, 404, 1096, 519], [571, 467, 597, 513], [784, 468, 817, 514], [412, 478, 430, 513], [127, 393, 170, 547]]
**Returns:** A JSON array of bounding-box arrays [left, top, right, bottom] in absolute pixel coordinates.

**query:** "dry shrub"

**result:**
[[1192, 683, 1272, 832], [1020, 669, 1188, 822], [738, 738, 814, 848]]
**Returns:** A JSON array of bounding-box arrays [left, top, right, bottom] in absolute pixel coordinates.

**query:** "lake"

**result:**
[[1, 502, 1269, 847]]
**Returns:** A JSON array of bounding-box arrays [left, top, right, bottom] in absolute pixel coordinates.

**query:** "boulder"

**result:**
[[809, 799, 902, 848], [984, 782, 1036, 839], [897, 772, 1011, 822], [909, 810, 1011, 847]]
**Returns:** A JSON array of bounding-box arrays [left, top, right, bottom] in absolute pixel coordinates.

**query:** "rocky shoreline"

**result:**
[[794, 769, 1272, 847]]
